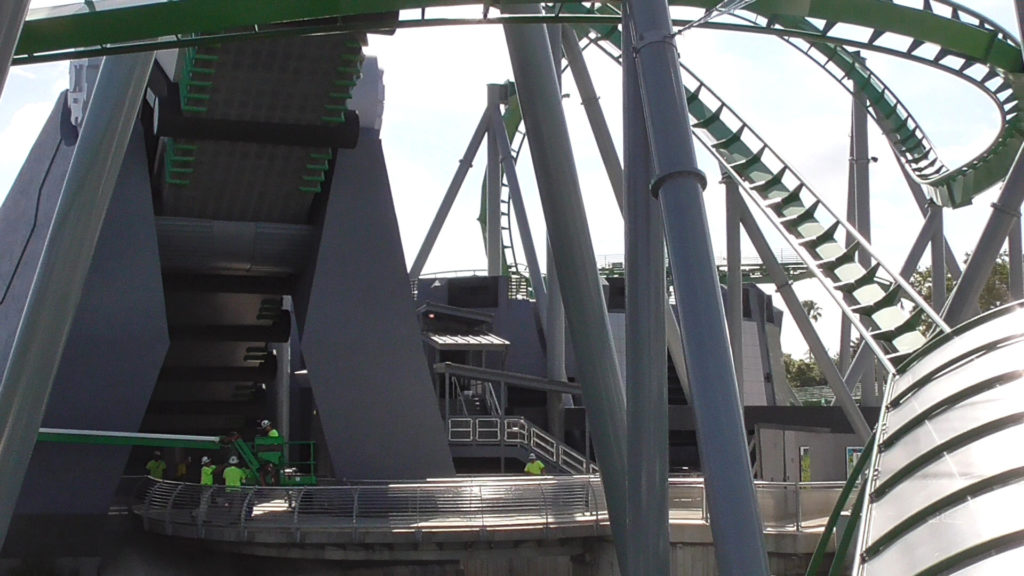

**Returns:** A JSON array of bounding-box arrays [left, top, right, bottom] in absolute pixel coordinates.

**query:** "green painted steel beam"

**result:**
[[37, 427, 223, 450]]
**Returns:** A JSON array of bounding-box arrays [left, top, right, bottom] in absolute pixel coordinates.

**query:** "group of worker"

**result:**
[[143, 419, 279, 488]]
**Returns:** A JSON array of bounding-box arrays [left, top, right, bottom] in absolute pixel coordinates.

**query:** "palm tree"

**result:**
[[801, 299, 822, 323]]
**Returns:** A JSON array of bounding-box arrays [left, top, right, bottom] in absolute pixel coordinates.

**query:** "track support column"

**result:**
[[502, 5, 629, 570], [623, 2, 769, 573], [623, 12, 669, 573], [0, 52, 154, 548], [725, 175, 744, 391], [486, 84, 502, 276]]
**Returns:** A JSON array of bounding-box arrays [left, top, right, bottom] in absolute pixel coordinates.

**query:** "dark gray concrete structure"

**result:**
[[296, 128, 454, 480]]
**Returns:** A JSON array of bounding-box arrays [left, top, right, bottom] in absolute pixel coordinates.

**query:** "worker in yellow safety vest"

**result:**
[[222, 456, 246, 488], [145, 451, 167, 479], [200, 456, 216, 486], [524, 453, 545, 475]]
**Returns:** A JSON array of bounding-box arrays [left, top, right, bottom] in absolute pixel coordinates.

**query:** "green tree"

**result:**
[[783, 352, 826, 388], [910, 251, 1012, 332], [801, 299, 822, 322]]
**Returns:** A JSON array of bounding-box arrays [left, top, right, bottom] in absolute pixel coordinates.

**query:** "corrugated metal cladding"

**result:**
[[856, 303, 1024, 575], [424, 332, 511, 351], [159, 34, 365, 224]]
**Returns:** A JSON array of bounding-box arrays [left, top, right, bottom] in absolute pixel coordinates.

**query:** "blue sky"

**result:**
[[0, 1, 1019, 355]]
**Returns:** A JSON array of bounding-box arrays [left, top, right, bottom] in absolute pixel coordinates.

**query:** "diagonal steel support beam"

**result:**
[[502, 5, 629, 571], [623, 1, 769, 573], [0, 52, 154, 548], [409, 111, 489, 282], [0, 0, 30, 99], [945, 144, 1024, 325], [561, 26, 624, 206]]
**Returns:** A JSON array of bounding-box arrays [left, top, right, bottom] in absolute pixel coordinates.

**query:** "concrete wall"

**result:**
[[296, 128, 453, 480]]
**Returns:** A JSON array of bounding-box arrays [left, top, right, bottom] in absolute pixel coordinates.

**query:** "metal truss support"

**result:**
[[0, 0, 30, 99], [945, 146, 1024, 325], [623, 1, 769, 573], [545, 254, 569, 441], [502, 6, 629, 570], [724, 175, 744, 391], [736, 188, 870, 441], [0, 52, 154, 548], [486, 84, 503, 276], [490, 110, 548, 319], [623, 15, 669, 573], [409, 111, 489, 282]]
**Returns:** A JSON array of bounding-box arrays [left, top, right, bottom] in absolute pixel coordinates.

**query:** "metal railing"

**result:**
[[134, 475, 849, 544], [447, 416, 598, 475]]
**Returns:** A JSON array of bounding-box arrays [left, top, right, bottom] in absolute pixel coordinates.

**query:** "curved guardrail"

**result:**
[[133, 475, 849, 545]]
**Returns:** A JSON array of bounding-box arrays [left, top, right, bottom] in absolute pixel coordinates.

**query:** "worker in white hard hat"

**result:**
[[223, 455, 245, 488], [255, 418, 284, 485], [524, 453, 545, 475], [199, 456, 216, 487]]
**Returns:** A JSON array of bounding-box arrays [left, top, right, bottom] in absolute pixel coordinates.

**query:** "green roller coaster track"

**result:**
[[12, 0, 1022, 365]]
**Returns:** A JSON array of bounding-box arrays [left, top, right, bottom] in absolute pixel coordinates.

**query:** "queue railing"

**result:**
[[135, 475, 848, 543]]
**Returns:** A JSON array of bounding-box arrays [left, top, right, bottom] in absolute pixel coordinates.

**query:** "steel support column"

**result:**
[[0, 0, 30, 99], [409, 112, 489, 282], [490, 110, 548, 320], [486, 84, 502, 276], [737, 189, 870, 441], [502, 6, 628, 570], [931, 206, 948, 308], [945, 146, 1024, 325], [725, 175, 744, 391], [0, 52, 154, 548], [559, 21, 690, 401], [850, 83, 877, 403], [623, 2, 769, 573], [1010, 220, 1023, 301], [623, 13, 669, 573], [545, 256, 569, 440]]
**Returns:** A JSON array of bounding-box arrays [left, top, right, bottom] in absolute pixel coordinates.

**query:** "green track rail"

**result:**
[[570, 5, 951, 370], [16, 1, 1023, 207]]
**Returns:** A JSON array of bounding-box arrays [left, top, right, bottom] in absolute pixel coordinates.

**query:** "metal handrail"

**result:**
[[447, 415, 596, 474], [134, 475, 847, 543]]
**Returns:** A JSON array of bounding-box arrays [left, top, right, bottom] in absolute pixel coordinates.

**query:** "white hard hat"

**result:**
[[200, 456, 211, 465], [153, 450, 161, 457], [229, 456, 239, 465], [260, 419, 271, 428], [528, 453, 537, 460]]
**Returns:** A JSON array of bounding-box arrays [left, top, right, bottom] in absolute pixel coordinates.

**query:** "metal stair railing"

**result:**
[[446, 415, 598, 475], [575, 24, 950, 372]]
